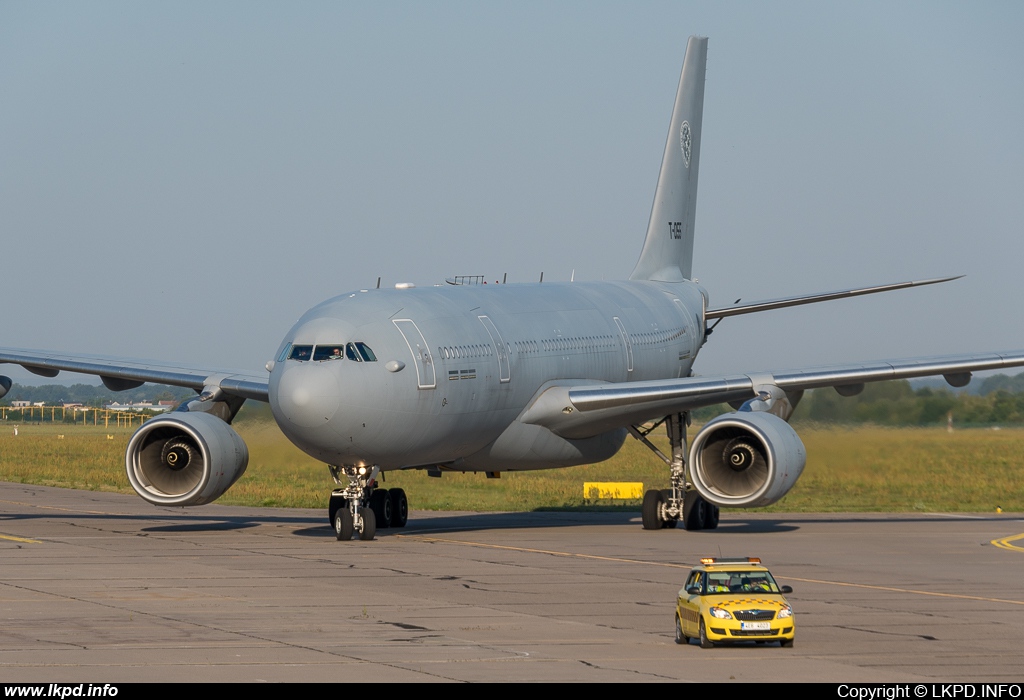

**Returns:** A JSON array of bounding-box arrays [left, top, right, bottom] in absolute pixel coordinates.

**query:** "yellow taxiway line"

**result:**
[[992, 532, 1024, 552], [0, 533, 42, 544]]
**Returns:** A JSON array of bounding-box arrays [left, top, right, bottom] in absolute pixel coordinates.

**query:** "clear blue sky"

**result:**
[[2, 2, 1022, 385]]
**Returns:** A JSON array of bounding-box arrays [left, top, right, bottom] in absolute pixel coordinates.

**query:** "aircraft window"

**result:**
[[289, 345, 313, 361], [346, 343, 362, 362], [278, 345, 292, 362], [313, 345, 345, 361], [356, 342, 377, 362]]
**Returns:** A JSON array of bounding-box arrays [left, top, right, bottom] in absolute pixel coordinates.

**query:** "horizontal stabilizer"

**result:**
[[705, 276, 962, 320]]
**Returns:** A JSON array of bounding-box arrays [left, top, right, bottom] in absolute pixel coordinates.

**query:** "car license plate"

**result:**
[[741, 622, 770, 631]]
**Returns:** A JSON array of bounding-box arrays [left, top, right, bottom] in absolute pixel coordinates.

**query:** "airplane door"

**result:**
[[478, 315, 511, 383], [392, 319, 436, 389], [674, 298, 698, 365], [613, 316, 633, 373]]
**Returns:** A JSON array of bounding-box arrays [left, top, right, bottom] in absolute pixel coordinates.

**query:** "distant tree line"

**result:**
[[9, 372, 1024, 427], [690, 371, 1024, 427]]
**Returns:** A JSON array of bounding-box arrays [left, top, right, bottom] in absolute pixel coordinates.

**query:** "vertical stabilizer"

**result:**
[[630, 36, 707, 283]]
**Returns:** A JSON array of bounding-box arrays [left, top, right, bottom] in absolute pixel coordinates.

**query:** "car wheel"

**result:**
[[699, 618, 714, 649], [641, 489, 664, 530], [675, 615, 687, 645]]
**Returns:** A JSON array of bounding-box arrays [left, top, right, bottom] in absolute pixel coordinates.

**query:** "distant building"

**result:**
[[11, 401, 30, 408], [103, 401, 172, 413]]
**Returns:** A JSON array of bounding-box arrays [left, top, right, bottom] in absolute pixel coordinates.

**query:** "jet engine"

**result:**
[[688, 411, 806, 508], [125, 411, 249, 506]]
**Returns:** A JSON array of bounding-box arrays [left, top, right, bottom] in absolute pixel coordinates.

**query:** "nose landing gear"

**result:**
[[327, 465, 409, 541]]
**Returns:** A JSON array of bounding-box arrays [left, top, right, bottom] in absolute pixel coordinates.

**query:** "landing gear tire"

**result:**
[[369, 489, 392, 528], [335, 509, 354, 541], [357, 507, 376, 541], [675, 615, 688, 645], [699, 618, 714, 649], [389, 488, 409, 528], [660, 489, 679, 528], [703, 503, 720, 530], [328, 493, 347, 526], [684, 491, 707, 531], [642, 489, 665, 530]]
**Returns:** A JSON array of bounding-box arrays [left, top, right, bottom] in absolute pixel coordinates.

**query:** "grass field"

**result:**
[[0, 419, 1019, 513]]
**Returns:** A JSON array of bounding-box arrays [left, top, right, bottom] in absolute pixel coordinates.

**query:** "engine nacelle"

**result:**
[[688, 411, 806, 508], [125, 412, 249, 506]]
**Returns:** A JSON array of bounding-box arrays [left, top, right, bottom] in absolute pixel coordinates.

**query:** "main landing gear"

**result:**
[[327, 465, 409, 541], [632, 412, 719, 531]]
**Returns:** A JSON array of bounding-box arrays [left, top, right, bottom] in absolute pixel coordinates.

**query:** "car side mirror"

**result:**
[[780, 585, 793, 594], [686, 586, 700, 595]]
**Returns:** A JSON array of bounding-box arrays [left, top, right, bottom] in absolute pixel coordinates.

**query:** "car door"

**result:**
[[680, 571, 704, 637]]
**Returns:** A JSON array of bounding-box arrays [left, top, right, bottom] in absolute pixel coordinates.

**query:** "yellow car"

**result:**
[[675, 557, 795, 648]]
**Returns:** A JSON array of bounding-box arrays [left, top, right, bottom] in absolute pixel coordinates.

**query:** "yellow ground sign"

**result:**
[[584, 482, 644, 500]]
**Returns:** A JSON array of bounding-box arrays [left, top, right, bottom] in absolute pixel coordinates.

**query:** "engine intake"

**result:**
[[125, 412, 249, 506], [688, 411, 806, 508]]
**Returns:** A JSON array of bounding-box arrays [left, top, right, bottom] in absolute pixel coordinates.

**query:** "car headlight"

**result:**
[[709, 606, 733, 620], [777, 605, 793, 619]]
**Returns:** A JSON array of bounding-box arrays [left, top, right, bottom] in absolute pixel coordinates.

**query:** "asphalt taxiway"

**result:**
[[1, 482, 1022, 682]]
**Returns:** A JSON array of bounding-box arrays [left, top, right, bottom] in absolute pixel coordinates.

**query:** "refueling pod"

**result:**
[[688, 411, 806, 508], [125, 411, 249, 506]]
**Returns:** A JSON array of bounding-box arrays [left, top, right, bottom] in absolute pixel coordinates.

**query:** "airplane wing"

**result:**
[[0, 347, 269, 402], [521, 350, 1024, 439]]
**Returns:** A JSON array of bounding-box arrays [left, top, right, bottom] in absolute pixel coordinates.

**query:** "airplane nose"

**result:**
[[274, 363, 342, 428]]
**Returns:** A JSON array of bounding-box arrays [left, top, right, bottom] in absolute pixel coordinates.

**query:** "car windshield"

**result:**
[[705, 570, 780, 594]]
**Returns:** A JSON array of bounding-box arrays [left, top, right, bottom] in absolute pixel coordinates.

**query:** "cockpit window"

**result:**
[[287, 342, 375, 363], [313, 345, 345, 361], [288, 345, 313, 361], [278, 344, 292, 362], [355, 342, 377, 362]]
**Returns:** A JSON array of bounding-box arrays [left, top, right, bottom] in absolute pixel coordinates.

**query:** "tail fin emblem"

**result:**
[[680, 121, 692, 167]]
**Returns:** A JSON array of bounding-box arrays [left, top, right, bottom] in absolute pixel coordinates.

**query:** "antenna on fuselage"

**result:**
[[376, 277, 381, 289], [503, 272, 507, 284], [539, 272, 544, 283], [571, 269, 575, 282]]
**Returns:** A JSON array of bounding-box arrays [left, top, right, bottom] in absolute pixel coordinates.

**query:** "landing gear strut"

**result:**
[[631, 412, 719, 531], [326, 465, 409, 541]]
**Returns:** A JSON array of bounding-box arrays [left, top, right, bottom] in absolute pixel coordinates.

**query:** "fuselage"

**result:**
[[268, 280, 707, 472]]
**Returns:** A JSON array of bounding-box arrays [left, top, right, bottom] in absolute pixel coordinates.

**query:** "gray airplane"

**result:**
[[3, 36, 1023, 541]]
